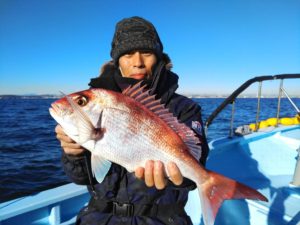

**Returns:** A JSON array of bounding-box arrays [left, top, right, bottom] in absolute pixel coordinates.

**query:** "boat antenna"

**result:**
[[281, 87, 300, 114]]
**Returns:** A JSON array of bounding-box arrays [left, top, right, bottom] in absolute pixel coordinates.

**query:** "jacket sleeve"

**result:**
[[61, 151, 97, 185]]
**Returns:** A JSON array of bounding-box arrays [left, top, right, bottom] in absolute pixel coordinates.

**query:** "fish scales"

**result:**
[[98, 107, 186, 173]]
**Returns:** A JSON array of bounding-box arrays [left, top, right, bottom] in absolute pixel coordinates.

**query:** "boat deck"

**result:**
[[186, 125, 300, 225]]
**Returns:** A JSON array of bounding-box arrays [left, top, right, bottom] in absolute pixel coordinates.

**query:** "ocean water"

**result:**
[[0, 97, 299, 203]]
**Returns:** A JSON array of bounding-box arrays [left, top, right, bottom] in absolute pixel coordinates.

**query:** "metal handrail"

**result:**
[[205, 74, 300, 129]]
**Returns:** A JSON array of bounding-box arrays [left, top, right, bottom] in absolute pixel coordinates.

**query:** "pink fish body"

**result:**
[[49, 83, 267, 225]]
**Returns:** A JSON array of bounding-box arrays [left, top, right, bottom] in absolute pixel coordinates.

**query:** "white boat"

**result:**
[[1, 74, 300, 225]]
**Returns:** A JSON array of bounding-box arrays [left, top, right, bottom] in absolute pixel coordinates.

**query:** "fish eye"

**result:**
[[75, 96, 88, 106]]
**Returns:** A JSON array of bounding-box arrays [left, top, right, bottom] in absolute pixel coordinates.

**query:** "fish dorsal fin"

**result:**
[[122, 82, 202, 160]]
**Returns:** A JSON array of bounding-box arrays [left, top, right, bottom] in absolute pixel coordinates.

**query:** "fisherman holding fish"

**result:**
[[53, 16, 266, 225]]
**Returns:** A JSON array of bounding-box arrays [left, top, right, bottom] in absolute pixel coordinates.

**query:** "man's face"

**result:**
[[118, 51, 157, 80]]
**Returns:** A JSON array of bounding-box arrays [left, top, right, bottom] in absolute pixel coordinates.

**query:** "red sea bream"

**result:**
[[49, 83, 267, 225]]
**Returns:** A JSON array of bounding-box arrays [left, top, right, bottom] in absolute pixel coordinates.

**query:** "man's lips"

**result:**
[[129, 73, 146, 79]]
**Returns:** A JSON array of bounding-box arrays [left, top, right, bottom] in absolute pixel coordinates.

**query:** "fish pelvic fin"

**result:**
[[122, 81, 202, 161], [91, 153, 112, 183], [199, 170, 268, 225]]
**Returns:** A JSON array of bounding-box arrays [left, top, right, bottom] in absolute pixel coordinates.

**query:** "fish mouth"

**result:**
[[50, 103, 58, 114], [49, 104, 60, 123], [50, 102, 73, 117], [49, 106, 80, 141], [49, 103, 62, 117], [49, 104, 66, 123]]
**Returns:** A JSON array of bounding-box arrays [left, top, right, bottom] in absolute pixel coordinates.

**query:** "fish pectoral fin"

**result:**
[[91, 154, 111, 183], [79, 110, 105, 144]]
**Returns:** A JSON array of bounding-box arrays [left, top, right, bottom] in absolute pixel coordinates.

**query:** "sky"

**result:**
[[0, 0, 300, 96]]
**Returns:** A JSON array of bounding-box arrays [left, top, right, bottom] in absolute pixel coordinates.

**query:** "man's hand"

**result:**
[[55, 124, 86, 155], [135, 160, 183, 190]]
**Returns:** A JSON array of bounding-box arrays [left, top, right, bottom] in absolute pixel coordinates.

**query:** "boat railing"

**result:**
[[204, 74, 300, 137]]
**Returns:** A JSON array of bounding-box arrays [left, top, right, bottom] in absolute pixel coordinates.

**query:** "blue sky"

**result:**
[[0, 0, 299, 95]]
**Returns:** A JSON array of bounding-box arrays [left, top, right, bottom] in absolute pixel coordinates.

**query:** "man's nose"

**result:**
[[132, 52, 144, 67]]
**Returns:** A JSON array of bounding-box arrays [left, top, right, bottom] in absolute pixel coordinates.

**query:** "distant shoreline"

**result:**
[[1, 94, 300, 99], [0, 95, 60, 99]]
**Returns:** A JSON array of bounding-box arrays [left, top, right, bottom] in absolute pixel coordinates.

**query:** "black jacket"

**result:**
[[61, 61, 209, 225]]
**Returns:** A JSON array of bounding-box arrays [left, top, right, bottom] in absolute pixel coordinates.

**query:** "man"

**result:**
[[55, 16, 209, 225]]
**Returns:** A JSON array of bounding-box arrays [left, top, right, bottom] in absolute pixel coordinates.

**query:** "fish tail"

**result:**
[[198, 170, 267, 225]]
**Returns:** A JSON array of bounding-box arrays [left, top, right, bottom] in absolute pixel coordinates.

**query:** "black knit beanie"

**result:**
[[110, 16, 163, 64]]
